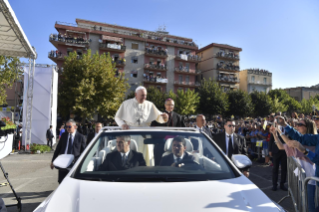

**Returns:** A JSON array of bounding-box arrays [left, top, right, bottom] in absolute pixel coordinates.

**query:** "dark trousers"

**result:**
[[272, 151, 287, 186], [47, 139, 52, 148], [58, 169, 69, 184]]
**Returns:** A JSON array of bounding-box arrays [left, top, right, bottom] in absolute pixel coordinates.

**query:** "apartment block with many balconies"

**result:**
[[239, 69, 272, 93], [49, 19, 200, 93], [196, 43, 242, 92]]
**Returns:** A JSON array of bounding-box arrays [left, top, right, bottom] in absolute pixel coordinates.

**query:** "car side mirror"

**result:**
[[231, 154, 252, 170], [53, 154, 74, 169]]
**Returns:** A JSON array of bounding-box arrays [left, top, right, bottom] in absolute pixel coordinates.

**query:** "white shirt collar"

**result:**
[[173, 153, 184, 161], [120, 150, 130, 158], [69, 130, 76, 138], [225, 132, 234, 137]]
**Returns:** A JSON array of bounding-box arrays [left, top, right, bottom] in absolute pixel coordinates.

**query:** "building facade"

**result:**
[[196, 43, 242, 92], [49, 19, 200, 93], [284, 87, 319, 101], [239, 69, 272, 93]]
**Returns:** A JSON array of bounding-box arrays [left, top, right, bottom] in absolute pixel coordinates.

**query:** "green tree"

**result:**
[[300, 96, 319, 115], [58, 50, 128, 121], [197, 78, 229, 117], [174, 89, 200, 115], [250, 91, 272, 117], [0, 56, 21, 105], [144, 86, 167, 111], [271, 96, 288, 114], [226, 90, 253, 118], [268, 89, 301, 113]]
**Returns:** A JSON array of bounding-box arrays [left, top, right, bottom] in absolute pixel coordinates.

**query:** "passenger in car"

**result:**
[[98, 136, 146, 171], [159, 136, 197, 167]]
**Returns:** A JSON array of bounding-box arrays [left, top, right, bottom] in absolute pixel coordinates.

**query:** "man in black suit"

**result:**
[[46, 125, 54, 149], [87, 122, 103, 146], [98, 135, 146, 171], [160, 136, 197, 167], [50, 119, 86, 184], [195, 114, 212, 138], [151, 98, 185, 127], [213, 119, 249, 177]]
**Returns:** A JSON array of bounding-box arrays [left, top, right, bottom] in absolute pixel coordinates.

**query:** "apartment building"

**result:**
[[239, 69, 272, 93]]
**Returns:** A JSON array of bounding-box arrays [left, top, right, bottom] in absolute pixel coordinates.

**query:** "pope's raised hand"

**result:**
[[161, 113, 169, 122]]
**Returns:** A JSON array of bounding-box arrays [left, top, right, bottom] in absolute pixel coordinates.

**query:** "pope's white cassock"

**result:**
[[115, 98, 167, 166]]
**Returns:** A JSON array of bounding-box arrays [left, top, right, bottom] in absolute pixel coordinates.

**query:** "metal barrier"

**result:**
[[304, 177, 319, 212], [278, 156, 319, 212]]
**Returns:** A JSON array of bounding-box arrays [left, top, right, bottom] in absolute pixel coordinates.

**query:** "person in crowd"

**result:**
[[98, 135, 146, 171], [313, 116, 319, 134], [247, 123, 257, 156], [291, 112, 299, 120], [159, 136, 197, 167], [213, 119, 249, 177], [46, 125, 55, 149], [59, 124, 65, 140], [269, 116, 288, 191], [258, 125, 270, 165], [50, 119, 86, 184], [151, 98, 185, 127], [87, 122, 103, 146], [270, 119, 318, 212], [77, 123, 83, 134], [195, 114, 212, 138]]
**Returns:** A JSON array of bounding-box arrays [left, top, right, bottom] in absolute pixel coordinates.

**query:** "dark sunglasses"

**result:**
[[227, 125, 236, 128], [296, 123, 306, 127], [65, 126, 72, 129]]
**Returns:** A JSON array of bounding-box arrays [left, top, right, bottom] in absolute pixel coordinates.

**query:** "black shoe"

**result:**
[[280, 184, 288, 191], [271, 186, 277, 191]]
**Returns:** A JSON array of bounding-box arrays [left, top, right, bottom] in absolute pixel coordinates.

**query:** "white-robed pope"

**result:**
[[114, 86, 169, 166]]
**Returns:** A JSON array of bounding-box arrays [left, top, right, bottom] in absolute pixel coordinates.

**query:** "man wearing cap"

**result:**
[[151, 98, 185, 127]]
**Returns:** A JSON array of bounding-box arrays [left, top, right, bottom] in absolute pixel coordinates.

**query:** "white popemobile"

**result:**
[[34, 127, 286, 212]]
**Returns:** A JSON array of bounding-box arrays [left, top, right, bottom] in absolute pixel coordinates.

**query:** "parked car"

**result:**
[[34, 127, 285, 212]]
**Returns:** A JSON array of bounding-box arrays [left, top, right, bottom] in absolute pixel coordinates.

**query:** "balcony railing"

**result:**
[[99, 43, 126, 52], [144, 64, 167, 71], [145, 48, 167, 58], [48, 52, 66, 60], [143, 77, 168, 84], [49, 34, 90, 46], [248, 80, 272, 86], [217, 77, 240, 83], [174, 81, 200, 87], [112, 59, 126, 67], [216, 52, 240, 60], [216, 64, 240, 71], [175, 54, 201, 62], [174, 67, 197, 74]]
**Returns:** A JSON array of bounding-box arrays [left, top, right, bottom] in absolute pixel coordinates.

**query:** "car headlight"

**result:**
[[33, 191, 55, 212], [271, 200, 287, 212]]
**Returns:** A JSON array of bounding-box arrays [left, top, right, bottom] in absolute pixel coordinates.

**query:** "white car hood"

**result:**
[[42, 176, 281, 212]]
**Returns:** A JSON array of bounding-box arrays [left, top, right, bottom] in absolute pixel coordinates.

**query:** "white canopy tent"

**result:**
[[0, 0, 37, 149]]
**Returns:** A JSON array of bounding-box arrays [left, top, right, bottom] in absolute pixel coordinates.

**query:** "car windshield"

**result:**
[[73, 130, 239, 182]]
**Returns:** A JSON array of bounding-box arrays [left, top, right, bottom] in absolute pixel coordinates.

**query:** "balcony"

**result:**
[[99, 43, 126, 52], [49, 34, 90, 47], [145, 48, 167, 58], [48, 51, 66, 61], [216, 63, 240, 72], [247, 69, 272, 76], [112, 59, 126, 67], [215, 52, 240, 61], [174, 81, 200, 87], [143, 77, 168, 85], [217, 76, 240, 84], [248, 80, 272, 86], [175, 54, 201, 63], [174, 67, 197, 75], [144, 64, 167, 71]]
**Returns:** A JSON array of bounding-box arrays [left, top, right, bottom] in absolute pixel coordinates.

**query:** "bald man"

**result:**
[[195, 114, 212, 138]]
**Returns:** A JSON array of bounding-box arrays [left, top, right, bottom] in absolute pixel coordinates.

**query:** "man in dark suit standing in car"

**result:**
[[213, 118, 249, 177], [50, 119, 86, 184], [160, 136, 197, 167], [98, 135, 146, 171]]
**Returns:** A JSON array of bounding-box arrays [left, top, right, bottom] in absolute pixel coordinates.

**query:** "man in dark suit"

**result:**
[[50, 119, 86, 184], [195, 114, 212, 138], [151, 98, 185, 127], [87, 122, 103, 146], [46, 125, 54, 149], [160, 136, 197, 167], [213, 119, 249, 177], [98, 135, 146, 171]]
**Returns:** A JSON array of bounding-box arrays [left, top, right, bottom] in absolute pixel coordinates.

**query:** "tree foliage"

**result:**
[[268, 89, 301, 113], [0, 56, 21, 105], [58, 50, 128, 121], [197, 78, 228, 117], [270, 96, 288, 114], [300, 96, 319, 115], [250, 91, 272, 117], [174, 89, 200, 115], [226, 90, 253, 118]]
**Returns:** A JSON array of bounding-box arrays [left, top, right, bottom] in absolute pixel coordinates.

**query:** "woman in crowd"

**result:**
[[270, 119, 317, 212], [58, 124, 65, 140]]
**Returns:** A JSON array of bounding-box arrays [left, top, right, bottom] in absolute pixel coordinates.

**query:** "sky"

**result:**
[[9, 0, 319, 89]]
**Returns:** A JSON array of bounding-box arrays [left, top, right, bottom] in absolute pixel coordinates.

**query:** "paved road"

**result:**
[[0, 153, 294, 212]]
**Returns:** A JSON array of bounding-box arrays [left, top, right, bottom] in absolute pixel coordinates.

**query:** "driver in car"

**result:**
[[98, 135, 146, 171], [159, 136, 197, 167]]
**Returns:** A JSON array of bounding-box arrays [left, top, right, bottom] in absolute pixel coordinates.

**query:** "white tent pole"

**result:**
[[25, 56, 35, 149]]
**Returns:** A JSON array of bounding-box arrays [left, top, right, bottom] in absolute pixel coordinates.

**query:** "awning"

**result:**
[[102, 35, 123, 43], [0, 0, 36, 58]]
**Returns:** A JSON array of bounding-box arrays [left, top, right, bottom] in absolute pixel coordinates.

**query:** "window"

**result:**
[[130, 70, 138, 78], [113, 54, 119, 62], [263, 78, 267, 84], [149, 58, 154, 65], [179, 75, 183, 83], [131, 57, 138, 64], [185, 76, 189, 84], [186, 63, 190, 72], [178, 87, 183, 91], [131, 43, 139, 50], [76, 50, 82, 57], [157, 72, 162, 77], [201, 53, 203, 59], [251, 76, 255, 82], [264, 88, 267, 93], [156, 86, 162, 91], [67, 48, 73, 55], [157, 59, 161, 66]]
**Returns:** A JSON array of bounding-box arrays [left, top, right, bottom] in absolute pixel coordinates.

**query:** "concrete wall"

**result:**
[[166, 46, 175, 92], [239, 70, 248, 92]]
